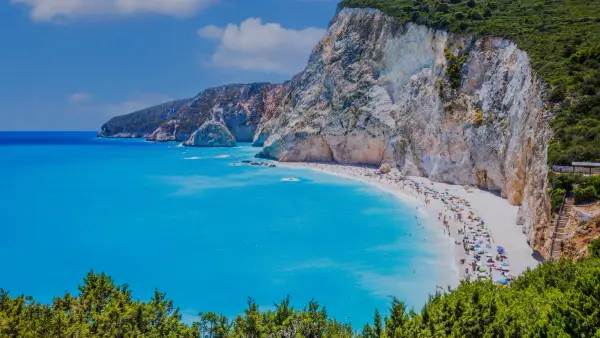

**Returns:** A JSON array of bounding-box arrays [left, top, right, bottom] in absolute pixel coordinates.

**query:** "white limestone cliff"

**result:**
[[256, 9, 553, 256], [98, 8, 554, 257], [183, 121, 236, 147]]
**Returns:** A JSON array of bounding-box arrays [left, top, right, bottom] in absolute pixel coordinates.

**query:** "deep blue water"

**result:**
[[0, 131, 447, 326]]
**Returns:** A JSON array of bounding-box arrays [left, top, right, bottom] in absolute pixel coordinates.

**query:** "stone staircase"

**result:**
[[550, 197, 574, 261]]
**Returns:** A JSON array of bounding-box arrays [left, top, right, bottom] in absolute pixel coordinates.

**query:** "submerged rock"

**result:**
[[183, 121, 236, 147]]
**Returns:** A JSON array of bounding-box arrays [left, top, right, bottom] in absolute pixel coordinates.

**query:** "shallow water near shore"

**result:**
[[0, 131, 451, 326]]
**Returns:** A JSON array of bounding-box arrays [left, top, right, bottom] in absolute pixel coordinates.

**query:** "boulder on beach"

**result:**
[[183, 121, 236, 147], [379, 163, 392, 174]]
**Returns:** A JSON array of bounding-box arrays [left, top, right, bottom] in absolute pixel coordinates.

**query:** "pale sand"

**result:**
[[279, 162, 540, 289]]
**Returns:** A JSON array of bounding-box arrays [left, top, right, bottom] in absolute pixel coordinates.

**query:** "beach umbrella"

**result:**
[[502, 261, 509, 266], [497, 246, 505, 251], [478, 267, 486, 272], [486, 253, 493, 257], [502, 266, 510, 271], [496, 279, 509, 285], [475, 244, 481, 248]]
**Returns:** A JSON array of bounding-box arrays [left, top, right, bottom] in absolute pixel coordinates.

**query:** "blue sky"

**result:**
[[0, 0, 338, 130]]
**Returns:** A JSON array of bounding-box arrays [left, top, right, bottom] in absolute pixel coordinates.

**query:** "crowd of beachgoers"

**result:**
[[399, 177, 514, 286], [278, 162, 538, 289]]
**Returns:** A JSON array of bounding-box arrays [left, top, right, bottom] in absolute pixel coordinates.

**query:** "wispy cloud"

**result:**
[[67, 92, 172, 117], [103, 93, 173, 116], [11, 0, 219, 22], [198, 18, 325, 75], [69, 92, 93, 104]]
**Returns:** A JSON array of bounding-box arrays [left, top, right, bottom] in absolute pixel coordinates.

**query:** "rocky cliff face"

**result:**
[[98, 8, 553, 257], [98, 83, 285, 144], [98, 99, 191, 138], [183, 121, 236, 147], [256, 9, 552, 256]]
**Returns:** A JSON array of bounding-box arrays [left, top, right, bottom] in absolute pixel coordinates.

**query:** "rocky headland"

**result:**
[[98, 9, 553, 257]]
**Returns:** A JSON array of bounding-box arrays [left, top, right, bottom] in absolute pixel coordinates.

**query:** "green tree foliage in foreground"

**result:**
[[339, 0, 600, 165], [2, 250, 600, 337]]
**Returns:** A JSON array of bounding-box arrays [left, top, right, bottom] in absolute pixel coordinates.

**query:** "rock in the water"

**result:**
[[183, 121, 236, 147]]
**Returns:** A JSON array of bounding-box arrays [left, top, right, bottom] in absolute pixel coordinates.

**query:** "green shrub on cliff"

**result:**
[[3, 257, 600, 337], [339, 0, 600, 165], [550, 172, 600, 204], [443, 48, 468, 89], [574, 185, 598, 204], [590, 237, 600, 258], [550, 187, 566, 212], [550, 172, 584, 190]]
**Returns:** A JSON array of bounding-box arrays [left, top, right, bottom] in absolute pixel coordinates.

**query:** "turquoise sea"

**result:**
[[0, 131, 449, 326]]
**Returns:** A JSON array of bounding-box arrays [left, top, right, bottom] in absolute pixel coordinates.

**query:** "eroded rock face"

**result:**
[[183, 121, 236, 147], [97, 8, 554, 257], [98, 83, 285, 144], [97, 99, 191, 139], [256, 9, 552, 256]]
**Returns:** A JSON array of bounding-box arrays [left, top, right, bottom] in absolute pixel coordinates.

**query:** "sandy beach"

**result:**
[[279, 162, 540, 289]]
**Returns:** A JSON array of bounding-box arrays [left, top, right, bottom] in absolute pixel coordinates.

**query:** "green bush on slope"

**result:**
[[339, 0, 600, 165], [550, 187, 566, 212], [2, 256, 600, 337]]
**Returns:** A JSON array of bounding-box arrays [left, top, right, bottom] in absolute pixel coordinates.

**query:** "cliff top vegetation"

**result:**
[[339, 0, 600, 165]]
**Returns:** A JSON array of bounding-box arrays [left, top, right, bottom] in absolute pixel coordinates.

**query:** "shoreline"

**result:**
[[279, 162, 540, 289]]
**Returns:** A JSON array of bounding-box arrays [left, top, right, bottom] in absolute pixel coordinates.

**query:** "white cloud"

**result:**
[[197, 25, 224, 39], [198, 18, 325, 75], [11, 0, 218, 22], [69, 92, 92, 104]]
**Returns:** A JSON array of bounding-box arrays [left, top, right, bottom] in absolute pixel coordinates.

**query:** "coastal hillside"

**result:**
[[98, 98, 191, 139], [341, 0, 600, 166], [99, 83, 290, 144], [255, 9, 552, 257], [99, 8, 553, 256], [97, 2, 600, 257]]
